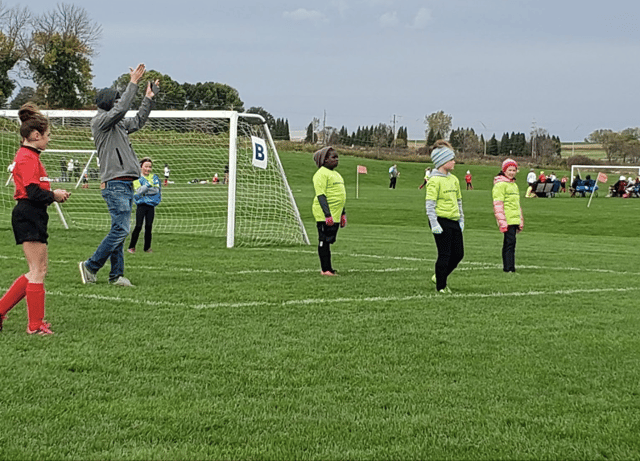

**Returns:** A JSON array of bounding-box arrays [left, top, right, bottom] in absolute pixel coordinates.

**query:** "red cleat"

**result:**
[[27, 322, 54, 335]]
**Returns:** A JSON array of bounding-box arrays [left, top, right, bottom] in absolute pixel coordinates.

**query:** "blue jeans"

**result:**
[[86, 181, 133, 281]]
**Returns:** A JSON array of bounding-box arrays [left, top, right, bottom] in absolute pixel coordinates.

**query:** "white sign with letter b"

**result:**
[[251, 136, 268, 169]]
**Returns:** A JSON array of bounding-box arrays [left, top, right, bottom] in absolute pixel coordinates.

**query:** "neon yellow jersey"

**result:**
[[312, 167, 346, 221], [425, 174, 461, 220], [492, 180, 521, 225]]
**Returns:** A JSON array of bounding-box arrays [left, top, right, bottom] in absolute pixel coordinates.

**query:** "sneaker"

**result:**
[[438, 286, 452, 294], [431, 274, 437, 284], [109, 276, 135, 287], [127, 248, 135, 254], [27, 322, 54, 335], [144, 249, 153, 253], [79, 261, 97, 284], [320, 270, 337, 276]]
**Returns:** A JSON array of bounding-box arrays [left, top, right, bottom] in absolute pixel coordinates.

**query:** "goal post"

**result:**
[[0, 110, 309, 248]]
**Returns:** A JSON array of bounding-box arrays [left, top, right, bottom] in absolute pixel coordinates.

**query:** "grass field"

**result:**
[[1, 151, 639, 460]]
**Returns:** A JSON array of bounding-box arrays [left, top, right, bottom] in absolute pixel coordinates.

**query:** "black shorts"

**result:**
[[12, 200, 49, 245], [317, 221, 339, 244]]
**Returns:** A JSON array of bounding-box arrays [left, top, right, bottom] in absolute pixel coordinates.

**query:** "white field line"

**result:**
[[0, 253, 638, 276], [39, 286, 640, 311]]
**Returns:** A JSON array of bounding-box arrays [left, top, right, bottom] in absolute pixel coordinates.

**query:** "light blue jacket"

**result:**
[[133, 174, 161, 206]]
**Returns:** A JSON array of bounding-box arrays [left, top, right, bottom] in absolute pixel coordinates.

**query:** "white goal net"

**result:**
[[0, 110, 309, 247], [570, 164, 640, 188]]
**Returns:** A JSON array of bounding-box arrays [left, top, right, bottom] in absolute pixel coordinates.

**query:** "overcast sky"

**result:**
[[16, 0, 640, 142]]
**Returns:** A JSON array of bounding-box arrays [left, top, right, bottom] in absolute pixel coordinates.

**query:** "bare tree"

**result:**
[[22, 3, 102, 108], [31, 3, 101, 54], [0, 3, 30, 106]]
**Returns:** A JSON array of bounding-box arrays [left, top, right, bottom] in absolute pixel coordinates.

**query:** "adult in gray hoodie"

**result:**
[[79, 63, 159, 287]]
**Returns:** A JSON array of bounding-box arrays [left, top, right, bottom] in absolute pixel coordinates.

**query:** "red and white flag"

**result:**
[[357, 165, 368, 174], [597, 172, 608, 183]]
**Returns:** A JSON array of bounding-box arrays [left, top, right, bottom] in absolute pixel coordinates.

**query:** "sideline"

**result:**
[[1, 253, 637, 277], [40, 286, 640, 311]]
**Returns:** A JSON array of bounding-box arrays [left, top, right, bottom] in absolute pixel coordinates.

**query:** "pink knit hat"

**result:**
[[501, 158, 518, 173]]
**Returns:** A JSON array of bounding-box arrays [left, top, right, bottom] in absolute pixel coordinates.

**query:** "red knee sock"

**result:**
[[0, 274, 28, 316], [26, 282, 45, 331]]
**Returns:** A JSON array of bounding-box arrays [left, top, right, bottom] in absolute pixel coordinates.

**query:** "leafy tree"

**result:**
[[426, 127, 437, 147], [588, 128, 640, 163], [530, 127, 557, 159], [9, 85, 35, 108], [113, 70, 185, 110], [183, 81, 243, 111], [424, 110, 452, 140], [24, 4, 101, 109], [373, 123, 394, 148], [246, 106, 275, 133], [0, 5, 28, 107]]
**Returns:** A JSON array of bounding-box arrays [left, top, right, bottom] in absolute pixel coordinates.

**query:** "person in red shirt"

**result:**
[[0, 103, 70, 335], [465, 170, 473, 190]]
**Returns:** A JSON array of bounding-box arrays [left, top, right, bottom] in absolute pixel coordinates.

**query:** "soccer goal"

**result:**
[[0, 110, 309, 247], [570, 164, 640, 187]]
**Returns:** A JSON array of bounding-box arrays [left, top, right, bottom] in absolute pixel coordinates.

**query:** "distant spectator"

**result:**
[[418, 168, 431, 189], [163, 163, 170, 186], [560, 175, 568, 193], [388, 164, 399, 189], [611, 175, 627, 197], [526, 168, 537, 188], [465, 170, 473, 190], [538, 170, 546, 183]]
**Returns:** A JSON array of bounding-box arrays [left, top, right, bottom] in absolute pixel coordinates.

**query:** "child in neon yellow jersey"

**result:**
[[312, 147, 346, 275], [426, 140, 464, 293], [492, 158, 523, 272]]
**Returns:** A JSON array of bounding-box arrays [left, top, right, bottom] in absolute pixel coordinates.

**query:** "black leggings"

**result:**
[[502, 225, 518, 272], [317, 221, 339, 272], [432, 218, 464, 290], [129, 204, 155, 251]]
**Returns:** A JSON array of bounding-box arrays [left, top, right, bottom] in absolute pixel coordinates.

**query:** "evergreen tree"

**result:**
[[500, 132, 510, 156], [305, 122, 314, 143], [449, 128, 461, 150], [487, 134, 499, 156]]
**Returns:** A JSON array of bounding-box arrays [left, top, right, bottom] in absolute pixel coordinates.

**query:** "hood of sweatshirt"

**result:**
[[493, 172, 515, 185]]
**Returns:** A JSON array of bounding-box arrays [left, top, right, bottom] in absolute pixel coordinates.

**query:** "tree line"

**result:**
[[0, 3, 290, 138], [305, 122, 408, 148]]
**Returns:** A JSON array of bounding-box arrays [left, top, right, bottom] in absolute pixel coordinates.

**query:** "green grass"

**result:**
[[1, 152, 639, 460]]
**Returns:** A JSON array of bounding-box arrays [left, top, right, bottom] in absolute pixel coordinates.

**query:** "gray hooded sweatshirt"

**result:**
[[91, 82, 152, 182]]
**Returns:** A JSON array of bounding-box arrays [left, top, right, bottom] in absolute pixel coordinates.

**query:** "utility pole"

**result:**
[[392, 114, 396, 148], [322, 110, 327, 145], [531, 119, 537, 159]]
